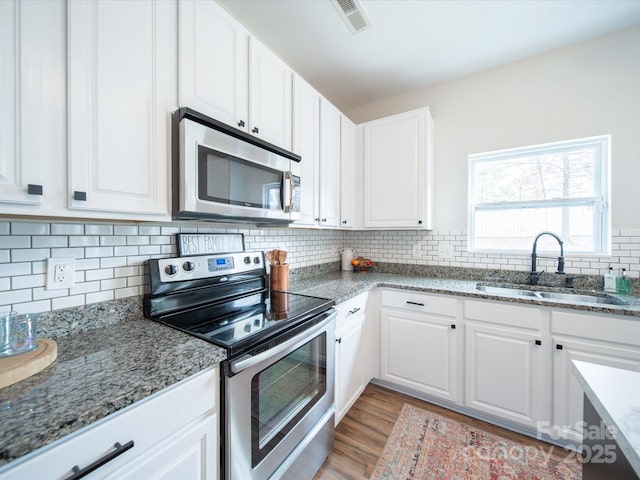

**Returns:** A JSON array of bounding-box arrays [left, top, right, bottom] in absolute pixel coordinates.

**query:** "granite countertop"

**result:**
[[571, 360, 640, 476], [289, 271, 640, 317], [1, 269, 639, 471], [0, 305, 226, 469]]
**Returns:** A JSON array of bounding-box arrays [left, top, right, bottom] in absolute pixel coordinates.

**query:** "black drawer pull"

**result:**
[[406, 301, 424, 307], [237, 120, 245, 127], [252, 126, 259, 134], [535, 340, 542, 346], [65, 440, 134, 480], [336, 337, 342, 344], [348, 307, 361, 315], [73, 191, 87, 201], [27, 184, 43, 195], [450, 324, 456, 329], [556, 344, 563, 350]]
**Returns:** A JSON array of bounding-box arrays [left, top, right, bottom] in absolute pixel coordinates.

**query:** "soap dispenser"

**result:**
[[604, 267, 616, 293], [616, 268, 631, 295]]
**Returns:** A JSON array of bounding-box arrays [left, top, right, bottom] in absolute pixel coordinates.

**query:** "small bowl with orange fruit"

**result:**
[[351, 256, 374, 273]]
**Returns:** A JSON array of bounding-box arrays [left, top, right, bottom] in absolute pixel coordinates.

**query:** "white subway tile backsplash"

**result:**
[[52, 295, 85, 310], [101, 278, 126, 290], [0, 251, 9, 263], [76, 258, 101, 270], [32, 236, 68, 248], [0, 236, 30, 248], [0, 223, 9, 235], [51, 248, 84, 258], [85, 269, 114, 282], [0, 278, 10, 291], [114, 225, 138, 235], [85, 224, 113, 235], [70, 281, 101, 295], [0, 288, 31, 305], [12, 274, 46, 289], [11, 249, 49, 262], [11, 222, 49, 235], [139, 226, 160, 235], [12, 299, 51, 314], [86, 290, 113, 304], [69, 236, 99, 247], [86, 247, 114, 258], [99, 236, 126, 246], [51, 223, 84, 235], [0, 262, 31, 277], [113, 246, 138, 257], [33, 287, 70, 301], [115, 286, 139, 299]]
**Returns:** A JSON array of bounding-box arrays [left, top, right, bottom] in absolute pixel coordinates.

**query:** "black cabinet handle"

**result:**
[[535, 340, 542, 346], [321, 218, 327, 222], [336, 338, 342, 344], [64, 441, 134, 480], [314, 217, 320, 222], [348, 307, 360, 315], [342, 220, 347, 224], [418, 220, 422, 225], [237, 120, 245, 127], [556, 344, 563, 350], [73, 191, 87, 201], [406, 301, 424, 307], [27, 184, 43, 195], [450, 324, 456, 329], [252, 127, 259, 134]]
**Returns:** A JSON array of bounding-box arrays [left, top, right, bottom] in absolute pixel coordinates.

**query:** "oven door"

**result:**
[[179, 115, 300, 222], [224, 310, 336, 480]]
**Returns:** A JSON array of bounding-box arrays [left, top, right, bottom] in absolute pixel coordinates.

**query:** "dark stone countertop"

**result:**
[[289, 271, 640, 318], [0, 300, 226, 469], [1, 270, 638, 471]]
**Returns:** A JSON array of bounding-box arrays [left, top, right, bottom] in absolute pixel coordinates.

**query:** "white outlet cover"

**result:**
[[412, 244, 422, 258], [437, 243, 454, 258], [46, 258, 75, 290]]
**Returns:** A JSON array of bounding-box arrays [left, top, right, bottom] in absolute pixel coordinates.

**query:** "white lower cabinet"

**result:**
[[379, 290, 458, 403], [550, 310, 640, 444], [334, 293, 369, 425], [335, 293, 371, 425], [0, 368, 218, 480], [463, 299, 546, 429], [464, 322, 544, 428]]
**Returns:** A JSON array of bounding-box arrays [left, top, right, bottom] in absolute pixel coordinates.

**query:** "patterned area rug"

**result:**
[[370, 404, 582, 480]]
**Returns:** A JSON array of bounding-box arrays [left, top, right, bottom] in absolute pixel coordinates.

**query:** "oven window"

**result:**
[[198, 145, 283, 210], [251, 333, 327, 466]]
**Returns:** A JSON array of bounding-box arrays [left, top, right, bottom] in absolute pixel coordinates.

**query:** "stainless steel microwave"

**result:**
[[173, 108, 301, 224]]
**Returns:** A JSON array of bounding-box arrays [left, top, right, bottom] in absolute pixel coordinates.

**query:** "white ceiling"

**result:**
[[218, 0, 640, 112]]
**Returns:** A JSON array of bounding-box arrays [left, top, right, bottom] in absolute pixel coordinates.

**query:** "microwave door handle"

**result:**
[[282, 171, 293, 213]]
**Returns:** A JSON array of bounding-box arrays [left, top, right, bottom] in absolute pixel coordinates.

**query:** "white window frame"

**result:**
[[468, 135, 611, 255]]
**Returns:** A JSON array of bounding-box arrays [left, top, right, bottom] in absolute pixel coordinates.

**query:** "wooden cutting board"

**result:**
[[0, 339, 57, 389]]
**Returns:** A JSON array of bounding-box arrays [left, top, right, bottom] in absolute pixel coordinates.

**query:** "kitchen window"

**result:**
[[468, 135, 610, 255]]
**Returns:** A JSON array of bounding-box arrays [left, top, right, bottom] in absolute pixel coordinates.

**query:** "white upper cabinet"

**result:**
[[248, 38, 293, 150], [0, 0, 66, 212], [292, 75, 320, 226], [339, 115, 359, 229], [67, 0, 176, 218], [363, 107, 433, 229], [178, 0, 248, 130], [318, 98, 341, 228], [178, 0, 292, 151]]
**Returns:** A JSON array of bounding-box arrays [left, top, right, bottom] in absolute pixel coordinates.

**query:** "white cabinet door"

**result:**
[[178, 0, 248, 131], [380, 307, 457, 402], [464, 322, 544, 428], [292, 75, 320, 226], [363, 107, 433, 229], [318, 98, 341, 228], [552, 338, 640, 444], [111, 414, 217, 480], [67, 0, 175, 218], [335, 311, 366, 424], [249, 38, 292, 150], [0, 0, 65, 209], [339, 115, 358, 229]]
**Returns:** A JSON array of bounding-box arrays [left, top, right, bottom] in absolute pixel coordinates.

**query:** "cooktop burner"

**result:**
[[143, 251, 335, 357]]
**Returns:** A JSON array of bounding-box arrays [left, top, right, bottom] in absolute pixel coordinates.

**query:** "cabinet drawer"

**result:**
[[464, 299, 541, 330], [335, 292, 368, 330], [1, 368, 217, 480], [380, 289, 457, 317], [551, 310, 640, 346]]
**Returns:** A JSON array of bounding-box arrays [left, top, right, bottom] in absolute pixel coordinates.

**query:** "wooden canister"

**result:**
[[270, 264, 289, 291]]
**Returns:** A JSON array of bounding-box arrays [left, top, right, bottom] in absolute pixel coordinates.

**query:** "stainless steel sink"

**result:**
[[476, 284, 628, 306], [536, 291, 627, 305], [475, 285, 540, 297]]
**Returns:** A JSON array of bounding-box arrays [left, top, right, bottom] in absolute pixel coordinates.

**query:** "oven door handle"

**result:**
[[230, 310, 336, 374]]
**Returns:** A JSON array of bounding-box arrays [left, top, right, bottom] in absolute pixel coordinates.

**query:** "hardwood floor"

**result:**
[[314, 383, 578, 480]]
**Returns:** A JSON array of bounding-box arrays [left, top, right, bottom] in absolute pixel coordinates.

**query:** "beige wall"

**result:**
[[348, 25, 640, 231]]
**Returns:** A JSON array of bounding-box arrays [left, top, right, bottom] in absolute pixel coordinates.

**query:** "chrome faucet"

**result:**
[[530, 231, 565, 285]]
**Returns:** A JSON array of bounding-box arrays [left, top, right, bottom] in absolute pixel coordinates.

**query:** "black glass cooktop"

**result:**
[[155, 290, 334, 356]]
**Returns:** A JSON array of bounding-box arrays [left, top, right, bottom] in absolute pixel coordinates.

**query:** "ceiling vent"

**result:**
[[332, 0, 372, 34]]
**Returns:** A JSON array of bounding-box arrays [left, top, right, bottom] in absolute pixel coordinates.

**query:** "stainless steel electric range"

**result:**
[[144, 251, 336, 480]]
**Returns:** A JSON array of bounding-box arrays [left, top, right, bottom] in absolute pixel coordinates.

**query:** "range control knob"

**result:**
[[164, 264, 178, 276], [253, 257, 260, 264], [183, 261, 195, 272], [244, 256, 251, 264]]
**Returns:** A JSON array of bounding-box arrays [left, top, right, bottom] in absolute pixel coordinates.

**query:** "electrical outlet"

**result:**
[[46, 258, 75, 290], [437, 242, 454, 259], [412, 244, 422, 259]]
